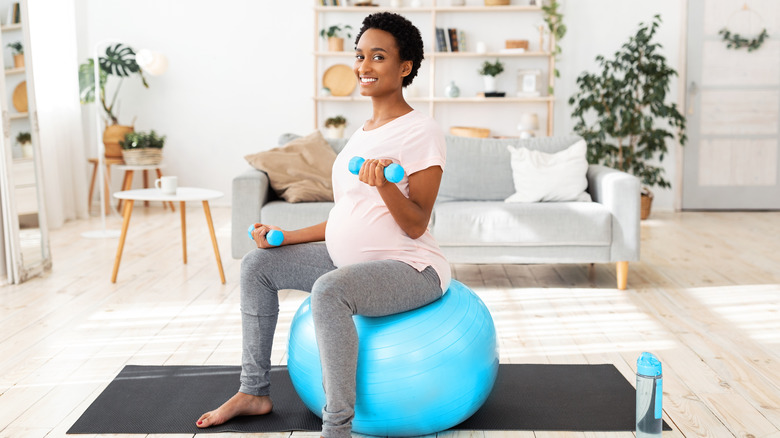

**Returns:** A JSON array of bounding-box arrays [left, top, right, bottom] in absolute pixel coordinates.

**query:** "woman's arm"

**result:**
[[251, 221, 327, 248], [359, 159, 441, 239]]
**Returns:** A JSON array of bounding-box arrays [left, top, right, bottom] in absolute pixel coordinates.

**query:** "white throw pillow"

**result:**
[[505, 139, 592, 203]]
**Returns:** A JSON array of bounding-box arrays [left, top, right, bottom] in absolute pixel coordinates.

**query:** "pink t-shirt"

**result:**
[[325, 110, 451, 292]]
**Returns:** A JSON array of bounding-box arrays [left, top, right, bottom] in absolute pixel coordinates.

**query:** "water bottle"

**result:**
[[636, 352, 663, 438]]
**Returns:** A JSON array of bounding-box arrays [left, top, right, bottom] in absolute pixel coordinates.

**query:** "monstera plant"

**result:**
[[78, 43, 150, 158]]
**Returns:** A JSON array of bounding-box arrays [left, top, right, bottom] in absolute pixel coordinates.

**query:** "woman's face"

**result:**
[[354, 28, 412, 97]]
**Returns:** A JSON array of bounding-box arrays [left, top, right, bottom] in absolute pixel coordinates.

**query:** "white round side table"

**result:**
[[111, 187, 225, 284]]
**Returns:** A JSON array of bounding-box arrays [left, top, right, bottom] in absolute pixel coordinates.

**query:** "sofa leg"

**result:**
[[616, 261, 628, 290]]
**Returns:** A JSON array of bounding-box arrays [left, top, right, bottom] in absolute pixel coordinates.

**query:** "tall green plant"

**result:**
[[78, 43, 150, 126], [568, 15, 686, 190]]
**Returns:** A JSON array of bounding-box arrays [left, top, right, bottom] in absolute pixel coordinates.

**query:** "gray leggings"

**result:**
[[239, 242, 442, 438]]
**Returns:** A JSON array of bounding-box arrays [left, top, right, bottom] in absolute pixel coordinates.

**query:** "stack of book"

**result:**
[[436, 28, 465, 52]]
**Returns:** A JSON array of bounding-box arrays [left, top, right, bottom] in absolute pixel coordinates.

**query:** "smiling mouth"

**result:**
[[360, 77, 377, 84]]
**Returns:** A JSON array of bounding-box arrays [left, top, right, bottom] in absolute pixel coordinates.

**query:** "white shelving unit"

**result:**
[[314, 1, 556, 137], [0, 0, 50, 284]]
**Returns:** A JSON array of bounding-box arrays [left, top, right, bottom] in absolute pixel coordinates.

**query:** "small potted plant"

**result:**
[[324, 115, 347, 139], [119, 129, 166, 165], [477, 59, 504, 93], [7, 41, 23, 68], [16, 131, 32, 158], [320, 24, 353, 52]]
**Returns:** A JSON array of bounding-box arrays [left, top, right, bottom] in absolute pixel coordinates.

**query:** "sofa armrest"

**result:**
[[587, 164, 641, 262], [231, 168, 272, 259]]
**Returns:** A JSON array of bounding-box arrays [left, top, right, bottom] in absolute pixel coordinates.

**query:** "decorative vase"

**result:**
[[445, 81, 460, 98], [328, 37, 344, 52], [482, 75, 496, 93], [13, 54, 24, 68], [21, 142, 32, 158], [103, 124, 134, 159], [327, 125, 345, 139]]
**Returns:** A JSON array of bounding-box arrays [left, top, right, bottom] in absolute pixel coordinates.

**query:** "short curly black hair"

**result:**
[[354, 12, 424, 88]]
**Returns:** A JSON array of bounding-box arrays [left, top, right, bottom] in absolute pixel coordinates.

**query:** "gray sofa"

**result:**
[[232, 134, 640, 289]]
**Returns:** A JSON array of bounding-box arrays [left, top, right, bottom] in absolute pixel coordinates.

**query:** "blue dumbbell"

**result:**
[[247, 224, 284, 246], [348, 156, 405, 183]]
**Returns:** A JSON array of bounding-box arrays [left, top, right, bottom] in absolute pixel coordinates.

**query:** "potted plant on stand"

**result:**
[[568, 15, 686, 219], [324, 115, 347, 139], [7, 41, 23, 68], [477, 59, 504, 94], [320, 24, 353, 52], [119, 130, 165, 165], [78, 43, 151, 159], [16, 131, 31, 158]]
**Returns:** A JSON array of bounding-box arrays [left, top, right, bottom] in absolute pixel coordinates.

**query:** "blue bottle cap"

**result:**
[[637, 352, 662, 376]]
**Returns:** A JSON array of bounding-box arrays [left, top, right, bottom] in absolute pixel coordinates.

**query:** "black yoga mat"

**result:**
[[67, 363, 672, 434]]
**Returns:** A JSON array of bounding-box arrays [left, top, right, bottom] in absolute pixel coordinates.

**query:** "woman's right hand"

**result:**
[[249, 223, 284, 249]]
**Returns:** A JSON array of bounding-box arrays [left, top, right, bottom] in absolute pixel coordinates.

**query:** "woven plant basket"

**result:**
[[640, 189, 654, 220], [122, 148, 162, 166]]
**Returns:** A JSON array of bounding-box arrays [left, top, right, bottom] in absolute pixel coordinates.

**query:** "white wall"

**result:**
[[75, 0, 685, 210]]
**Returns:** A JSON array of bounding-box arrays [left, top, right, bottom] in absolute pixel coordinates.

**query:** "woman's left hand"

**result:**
[[358, 158, 395, 187]]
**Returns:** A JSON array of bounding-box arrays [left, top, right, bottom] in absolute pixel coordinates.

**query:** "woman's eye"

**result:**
[[373, 55, 383, 60], [355, 54, 364, 60]]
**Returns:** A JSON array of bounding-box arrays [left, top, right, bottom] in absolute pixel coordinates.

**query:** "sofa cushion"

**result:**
[[438, 135, 585, 202], [262, 200, 334, 231], [431, 201, 611, 247], [244, 131, 336, 203], [505, 139, 592, 203], [279, 133, 349, 154]]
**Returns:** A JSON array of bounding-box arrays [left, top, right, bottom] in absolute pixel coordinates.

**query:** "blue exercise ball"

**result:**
[[287, 279, 499, 437]]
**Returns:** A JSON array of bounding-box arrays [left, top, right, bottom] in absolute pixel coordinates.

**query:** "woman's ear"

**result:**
[[401, 60, 413, 77]]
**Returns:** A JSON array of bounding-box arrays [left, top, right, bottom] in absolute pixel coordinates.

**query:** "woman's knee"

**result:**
[[311, 272, 355, 315], [240, 250, 279, 316]]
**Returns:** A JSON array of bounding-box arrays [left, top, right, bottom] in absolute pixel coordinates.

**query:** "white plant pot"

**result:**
[[21, 142, 33, 158], [482, 75, 497, 93], [327, 126, 345, 139]]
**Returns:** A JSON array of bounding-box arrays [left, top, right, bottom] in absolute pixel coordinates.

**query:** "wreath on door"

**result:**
[[719, 2, 769, 52]]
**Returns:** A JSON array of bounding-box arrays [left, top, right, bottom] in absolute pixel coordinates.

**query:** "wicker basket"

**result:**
[[640, 189, 654, 220], [121, 148, 162, 166], [484, 0, 510, 5]]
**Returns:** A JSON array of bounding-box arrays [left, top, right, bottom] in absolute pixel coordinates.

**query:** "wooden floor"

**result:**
[[0, 206, 778, 438]]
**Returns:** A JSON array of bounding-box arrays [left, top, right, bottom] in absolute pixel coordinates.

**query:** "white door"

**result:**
[[683, 0, 780, 210]]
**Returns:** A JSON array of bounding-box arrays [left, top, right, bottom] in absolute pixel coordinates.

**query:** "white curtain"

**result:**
[[27, 0, 88, 229]]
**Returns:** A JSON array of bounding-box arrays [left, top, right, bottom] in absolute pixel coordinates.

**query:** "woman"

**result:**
[[197, 12, 450, 438]]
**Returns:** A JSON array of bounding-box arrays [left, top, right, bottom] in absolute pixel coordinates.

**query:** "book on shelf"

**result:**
[[447, 28, 459, 52], [435, 28, 448, 52], [13, 2, 20, 23]]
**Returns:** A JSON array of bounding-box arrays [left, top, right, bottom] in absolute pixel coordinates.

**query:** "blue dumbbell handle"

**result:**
[[248, 224, 283, 246], [348, 156, 405, 184]]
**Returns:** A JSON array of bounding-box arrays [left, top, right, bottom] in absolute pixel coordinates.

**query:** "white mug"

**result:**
[[155, 176, 178, 195], [475, 41, 487, 54]]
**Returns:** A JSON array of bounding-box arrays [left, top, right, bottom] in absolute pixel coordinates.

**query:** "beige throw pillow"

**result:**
[[244, 131, 337, 202]]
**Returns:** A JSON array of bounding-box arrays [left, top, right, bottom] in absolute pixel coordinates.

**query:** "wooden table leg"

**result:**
[[143, 170, 150, 207], [111, 199, 135, 283], [202, 201, 226, 284], [180, 201, 187, 264], [118, 170, 134, 211], [88, 160, 98, 213], [156, 168, 175, 212], [103, 164, 112, 215]]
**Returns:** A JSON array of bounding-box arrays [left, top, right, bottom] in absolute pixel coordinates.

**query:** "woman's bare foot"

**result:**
[[196, 392, 273, 428]]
